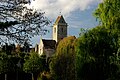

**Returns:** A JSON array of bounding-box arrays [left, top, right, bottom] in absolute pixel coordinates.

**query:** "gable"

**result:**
[[54, 15, 66, 25]]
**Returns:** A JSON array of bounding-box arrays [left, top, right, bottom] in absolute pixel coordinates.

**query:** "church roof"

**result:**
[[54, 15, 67, 25], [42, 39, 56, 49]]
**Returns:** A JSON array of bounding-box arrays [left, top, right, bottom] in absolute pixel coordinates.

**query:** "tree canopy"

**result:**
[[94, 0, 120, 29], [50, 36, 76, 80], [75, 0, 120, 79], [0, 52, 15, 74], [23, 52, 45, 80], [76, 26, 120, 80], [0, 0, 50, 44], [56, 36, 76, 55]]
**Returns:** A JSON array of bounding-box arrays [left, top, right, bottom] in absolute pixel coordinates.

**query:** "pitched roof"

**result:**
[[42, 39, 56, 49], [54, 15, 67, 25]]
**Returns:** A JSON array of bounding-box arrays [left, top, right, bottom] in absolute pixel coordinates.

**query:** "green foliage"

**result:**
[[0, 50, 29, 74], [56, 36, 76, 55], [1, 43, 16, 55], [50, 36, 76, 80], [76, 26, 120, 80], [23, 52, 44, 73], [0, 52, 16, 74], [23, 52, 46, 80], [38, 71, 53, 80], [93, 1, 120, 79], [50, 54, 75, 80], [94, 0, 120, 30], [76, 26, 119, 57], [79, 28, 88, 36]]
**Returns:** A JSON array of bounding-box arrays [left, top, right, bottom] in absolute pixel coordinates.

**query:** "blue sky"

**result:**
[[30, 0, 102, 46]]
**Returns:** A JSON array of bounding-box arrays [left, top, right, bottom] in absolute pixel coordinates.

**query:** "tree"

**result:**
[[1, 43, 16, 55], [56, 36, 76, 55], [94, 1, 120, 79], [50, 36, 76, 80], [0, 0, 50, 44], [94, 0, 120, 30], [23, 52, 45, 80], [23, 41, 31, 53], [76, 26, 120, 80], [0, 52, 16, 74], [0, 50, 29, 80]]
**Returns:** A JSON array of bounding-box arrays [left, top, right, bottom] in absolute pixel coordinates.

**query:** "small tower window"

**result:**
[[54, 27, 56, 33], [61, 27, 63, 33]]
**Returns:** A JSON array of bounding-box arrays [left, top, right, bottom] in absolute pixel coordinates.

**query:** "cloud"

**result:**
[[30, 0, 102, 19], [28, 0, 103, 46]]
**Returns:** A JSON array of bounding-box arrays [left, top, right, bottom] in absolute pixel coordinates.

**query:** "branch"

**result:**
[[0, 1, 50, 44]]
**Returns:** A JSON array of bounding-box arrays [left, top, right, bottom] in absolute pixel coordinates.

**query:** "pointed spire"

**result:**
[[54, 15, 66, 25]]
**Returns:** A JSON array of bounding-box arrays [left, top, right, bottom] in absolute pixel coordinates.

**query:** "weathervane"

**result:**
[[59, 12, 61, 15], [59, 9, 62, 15]]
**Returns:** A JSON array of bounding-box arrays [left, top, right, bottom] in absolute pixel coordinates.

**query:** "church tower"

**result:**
[[53, 15, 67, 42]]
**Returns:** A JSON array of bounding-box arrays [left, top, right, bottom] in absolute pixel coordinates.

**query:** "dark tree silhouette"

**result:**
[[0, 0, 50, 44]]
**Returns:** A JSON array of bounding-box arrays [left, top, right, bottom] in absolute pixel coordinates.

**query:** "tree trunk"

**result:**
[[33, 73, 38, 80]]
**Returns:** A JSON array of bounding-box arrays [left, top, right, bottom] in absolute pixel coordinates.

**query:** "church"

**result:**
[[35, 15, 67, 58]]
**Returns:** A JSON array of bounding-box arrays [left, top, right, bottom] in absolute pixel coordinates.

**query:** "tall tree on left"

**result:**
[[0, 0, 50, 44]]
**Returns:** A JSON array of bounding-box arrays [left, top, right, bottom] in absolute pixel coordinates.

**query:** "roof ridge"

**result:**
[[42, 39, 55, 41]]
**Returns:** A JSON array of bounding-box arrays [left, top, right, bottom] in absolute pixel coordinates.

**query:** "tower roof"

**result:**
[[54, 15, 67, 25]]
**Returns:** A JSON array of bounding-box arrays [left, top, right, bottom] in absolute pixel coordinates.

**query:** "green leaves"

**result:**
[[76, 25, 120, 80], [50, 36, 76, 80], [23, 52, 44, 74], [94, 0, 120, 29], [56, 36, 76, 55], [0, 52, 16, 74]]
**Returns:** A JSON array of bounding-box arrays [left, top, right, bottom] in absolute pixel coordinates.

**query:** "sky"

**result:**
[[30, 0, 103, 46]]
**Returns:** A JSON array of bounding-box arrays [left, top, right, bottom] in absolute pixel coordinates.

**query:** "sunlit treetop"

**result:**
[[94, 0, 120, 29]]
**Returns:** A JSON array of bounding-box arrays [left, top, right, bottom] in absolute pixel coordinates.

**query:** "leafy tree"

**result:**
[[50, 36, 76, 80], [95, 0, 120, 76], [0, 58, 15, 74], [0, 52, 16, 74], [1, 43, 16, 55], [23, 52, 45, 80], [94, 0, 120, 30], [23, 41, 31, 53], [0, 51, 30, 80], [76, 26, 120, 80], [0, 0, 50, 44], [56, 36, 76, 55]]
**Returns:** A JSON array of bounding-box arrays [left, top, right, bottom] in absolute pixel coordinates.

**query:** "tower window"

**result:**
[[54, 28, 56, 33], [61, 27, 63, 33]]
